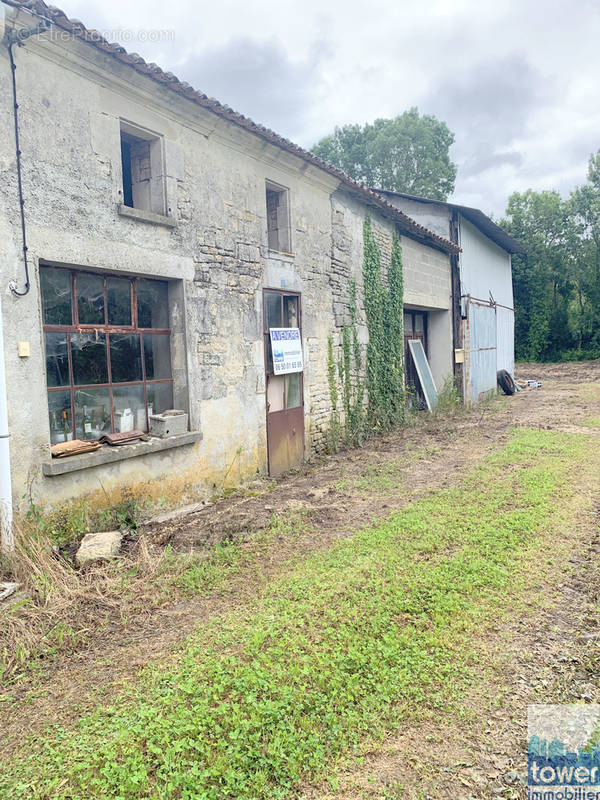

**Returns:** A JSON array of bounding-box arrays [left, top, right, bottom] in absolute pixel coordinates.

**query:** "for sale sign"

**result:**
[[269, 328, 303, 375]]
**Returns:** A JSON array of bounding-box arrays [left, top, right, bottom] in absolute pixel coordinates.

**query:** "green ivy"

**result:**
[[328, 217, 405, 450]]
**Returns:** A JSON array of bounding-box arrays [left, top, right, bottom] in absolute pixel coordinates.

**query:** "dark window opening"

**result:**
[[266, 181, 291, 253], [119, 124, 165, 215], [120, 137, 133, 208], [404, 310, 428, 408], [41, 266, 173, 444]]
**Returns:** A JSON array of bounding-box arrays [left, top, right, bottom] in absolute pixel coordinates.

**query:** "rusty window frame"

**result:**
[[42, 265, 173, 440]]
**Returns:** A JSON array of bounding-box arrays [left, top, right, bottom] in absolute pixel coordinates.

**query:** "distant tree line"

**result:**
[[313, 110, 600, 363], [502, 151, 600, 362]]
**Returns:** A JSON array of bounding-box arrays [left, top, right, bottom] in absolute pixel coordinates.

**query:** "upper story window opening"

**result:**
[[266, 180, 291, 254], [120, 121, 166, 216]]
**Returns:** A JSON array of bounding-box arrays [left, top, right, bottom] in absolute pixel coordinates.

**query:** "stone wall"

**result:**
[[0, 20, 455, 516]]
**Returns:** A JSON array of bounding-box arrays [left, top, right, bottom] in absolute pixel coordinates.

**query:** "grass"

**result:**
[[335, 444, 442, 493], [0, 507, 314, 684], [582, 415, 600, 428], [0, 428, 594, 800]]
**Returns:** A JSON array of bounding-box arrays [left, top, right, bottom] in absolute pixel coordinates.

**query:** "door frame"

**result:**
[[262, 288, 304, 476]]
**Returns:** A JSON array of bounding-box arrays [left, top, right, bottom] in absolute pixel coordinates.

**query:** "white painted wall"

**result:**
[[458, 217, 513, 308], [459, 216, 514, 378]]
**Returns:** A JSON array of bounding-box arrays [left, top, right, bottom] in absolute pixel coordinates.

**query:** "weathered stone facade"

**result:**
[[0, 5, 457, 517]]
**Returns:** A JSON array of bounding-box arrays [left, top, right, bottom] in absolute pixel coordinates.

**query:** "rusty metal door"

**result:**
[[404, 310, 427, 406], [263, 290, 304, 476]]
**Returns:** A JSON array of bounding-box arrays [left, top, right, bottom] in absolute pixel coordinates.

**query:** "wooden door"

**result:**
[[263, 291, 304, 476], [404, 310, 428, 406]]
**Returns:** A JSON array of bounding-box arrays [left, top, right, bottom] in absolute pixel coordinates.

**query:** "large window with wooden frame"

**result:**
[[41, 266, 173, 444]]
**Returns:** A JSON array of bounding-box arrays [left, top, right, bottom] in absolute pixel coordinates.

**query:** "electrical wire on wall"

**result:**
[[2, 2, 51, 296]]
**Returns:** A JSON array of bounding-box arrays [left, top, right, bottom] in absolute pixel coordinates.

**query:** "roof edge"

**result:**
[[374, 189, 526, 255], [5, 1, 460, 255]]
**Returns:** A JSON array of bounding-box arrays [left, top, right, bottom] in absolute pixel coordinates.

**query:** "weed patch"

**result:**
[[0, 428, 593, 799]]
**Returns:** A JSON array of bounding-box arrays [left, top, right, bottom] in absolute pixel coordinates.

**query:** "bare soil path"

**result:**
[[2, 360, 600, 798]]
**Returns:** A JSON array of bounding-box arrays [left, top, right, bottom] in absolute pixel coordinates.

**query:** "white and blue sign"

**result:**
[[269, 328, 303, 375]]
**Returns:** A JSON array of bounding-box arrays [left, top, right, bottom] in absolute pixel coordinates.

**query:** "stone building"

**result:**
[[0, 0, 459, 529], [376, 191, 525, 407]]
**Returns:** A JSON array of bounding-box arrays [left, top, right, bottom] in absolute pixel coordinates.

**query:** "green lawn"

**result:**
[[0, 429, 592, 800]]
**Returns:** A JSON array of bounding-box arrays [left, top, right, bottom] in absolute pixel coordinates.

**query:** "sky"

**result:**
[[35, 0, 600, 217]]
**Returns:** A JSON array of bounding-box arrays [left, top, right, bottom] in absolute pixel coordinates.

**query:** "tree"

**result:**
[[570, 152, 600, 351], [311, 108, 457, 200], [502, 189, 578, 361]]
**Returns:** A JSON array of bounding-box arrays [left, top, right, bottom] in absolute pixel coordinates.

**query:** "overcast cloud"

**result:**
[[51, 0, 600, 216]]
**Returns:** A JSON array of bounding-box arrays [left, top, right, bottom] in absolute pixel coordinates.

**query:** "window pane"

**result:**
[[40, 268, 72, 325], [77, 273, 105, 325], [109, 334, 142, 382], [107, 277, 132, 325], [147, 382, 173, 416], [45, 332, 69, 387], [113, 385, 145, 432], [137, 279, 169, 328], [74, 387, 111, 440], [48, 390, 72, 444], [267, 375, 284, 412], [403, 313, 413, 335], [284, 296, 298, 328], [264, 292, 282, 331], [414, 314, 425, 333], [285, 372, 302, 409], [71, 333, 108, 385], [144, 334, 171, 380]]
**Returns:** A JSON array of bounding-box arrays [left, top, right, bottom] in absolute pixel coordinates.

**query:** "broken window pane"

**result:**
[[74, 387, 111, 440], [147, 382, 173, 416], [40, 267, 72, 325], [48, 390, 72, 444], [113, 385, 145, 432], [77, 273, 105, 325], [137, 279, 169, 328], [267, 375, 285, 412], [71, 333, 108, 385], [284, 296, 298, 328], [107, 277, 132, 326], [285, 372, 302, 409], [144, 334, 171, 380], [109, 334, 142, 383], [45, 332, 69, 387]]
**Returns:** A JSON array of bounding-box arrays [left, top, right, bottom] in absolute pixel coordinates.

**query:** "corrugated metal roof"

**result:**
[[4, 0, 461, 255], [374, 190, 526, 255]]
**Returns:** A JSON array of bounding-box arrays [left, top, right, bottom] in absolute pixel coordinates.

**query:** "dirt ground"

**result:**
[[2, 360, 600, 798]]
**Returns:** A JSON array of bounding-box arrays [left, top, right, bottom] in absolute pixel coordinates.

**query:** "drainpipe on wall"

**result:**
[[0, 294, 13, 554]]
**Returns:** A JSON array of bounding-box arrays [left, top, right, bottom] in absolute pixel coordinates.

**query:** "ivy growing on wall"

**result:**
[[327, 217, 405, 450]]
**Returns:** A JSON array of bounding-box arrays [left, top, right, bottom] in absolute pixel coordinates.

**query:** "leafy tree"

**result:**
[[502, 189, 577, 360], [312, 108, 457, 200], [570, 152, 600, 351], [503, 151, 600, 361]]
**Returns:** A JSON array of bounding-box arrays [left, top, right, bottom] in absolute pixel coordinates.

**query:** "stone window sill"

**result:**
[[267, 249, 295, 262], [117, 204, 177, 228], [43, 432, 202, 476]]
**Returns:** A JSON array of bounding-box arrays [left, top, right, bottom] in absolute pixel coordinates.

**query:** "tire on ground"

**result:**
[[497, 369, 516, 395]]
